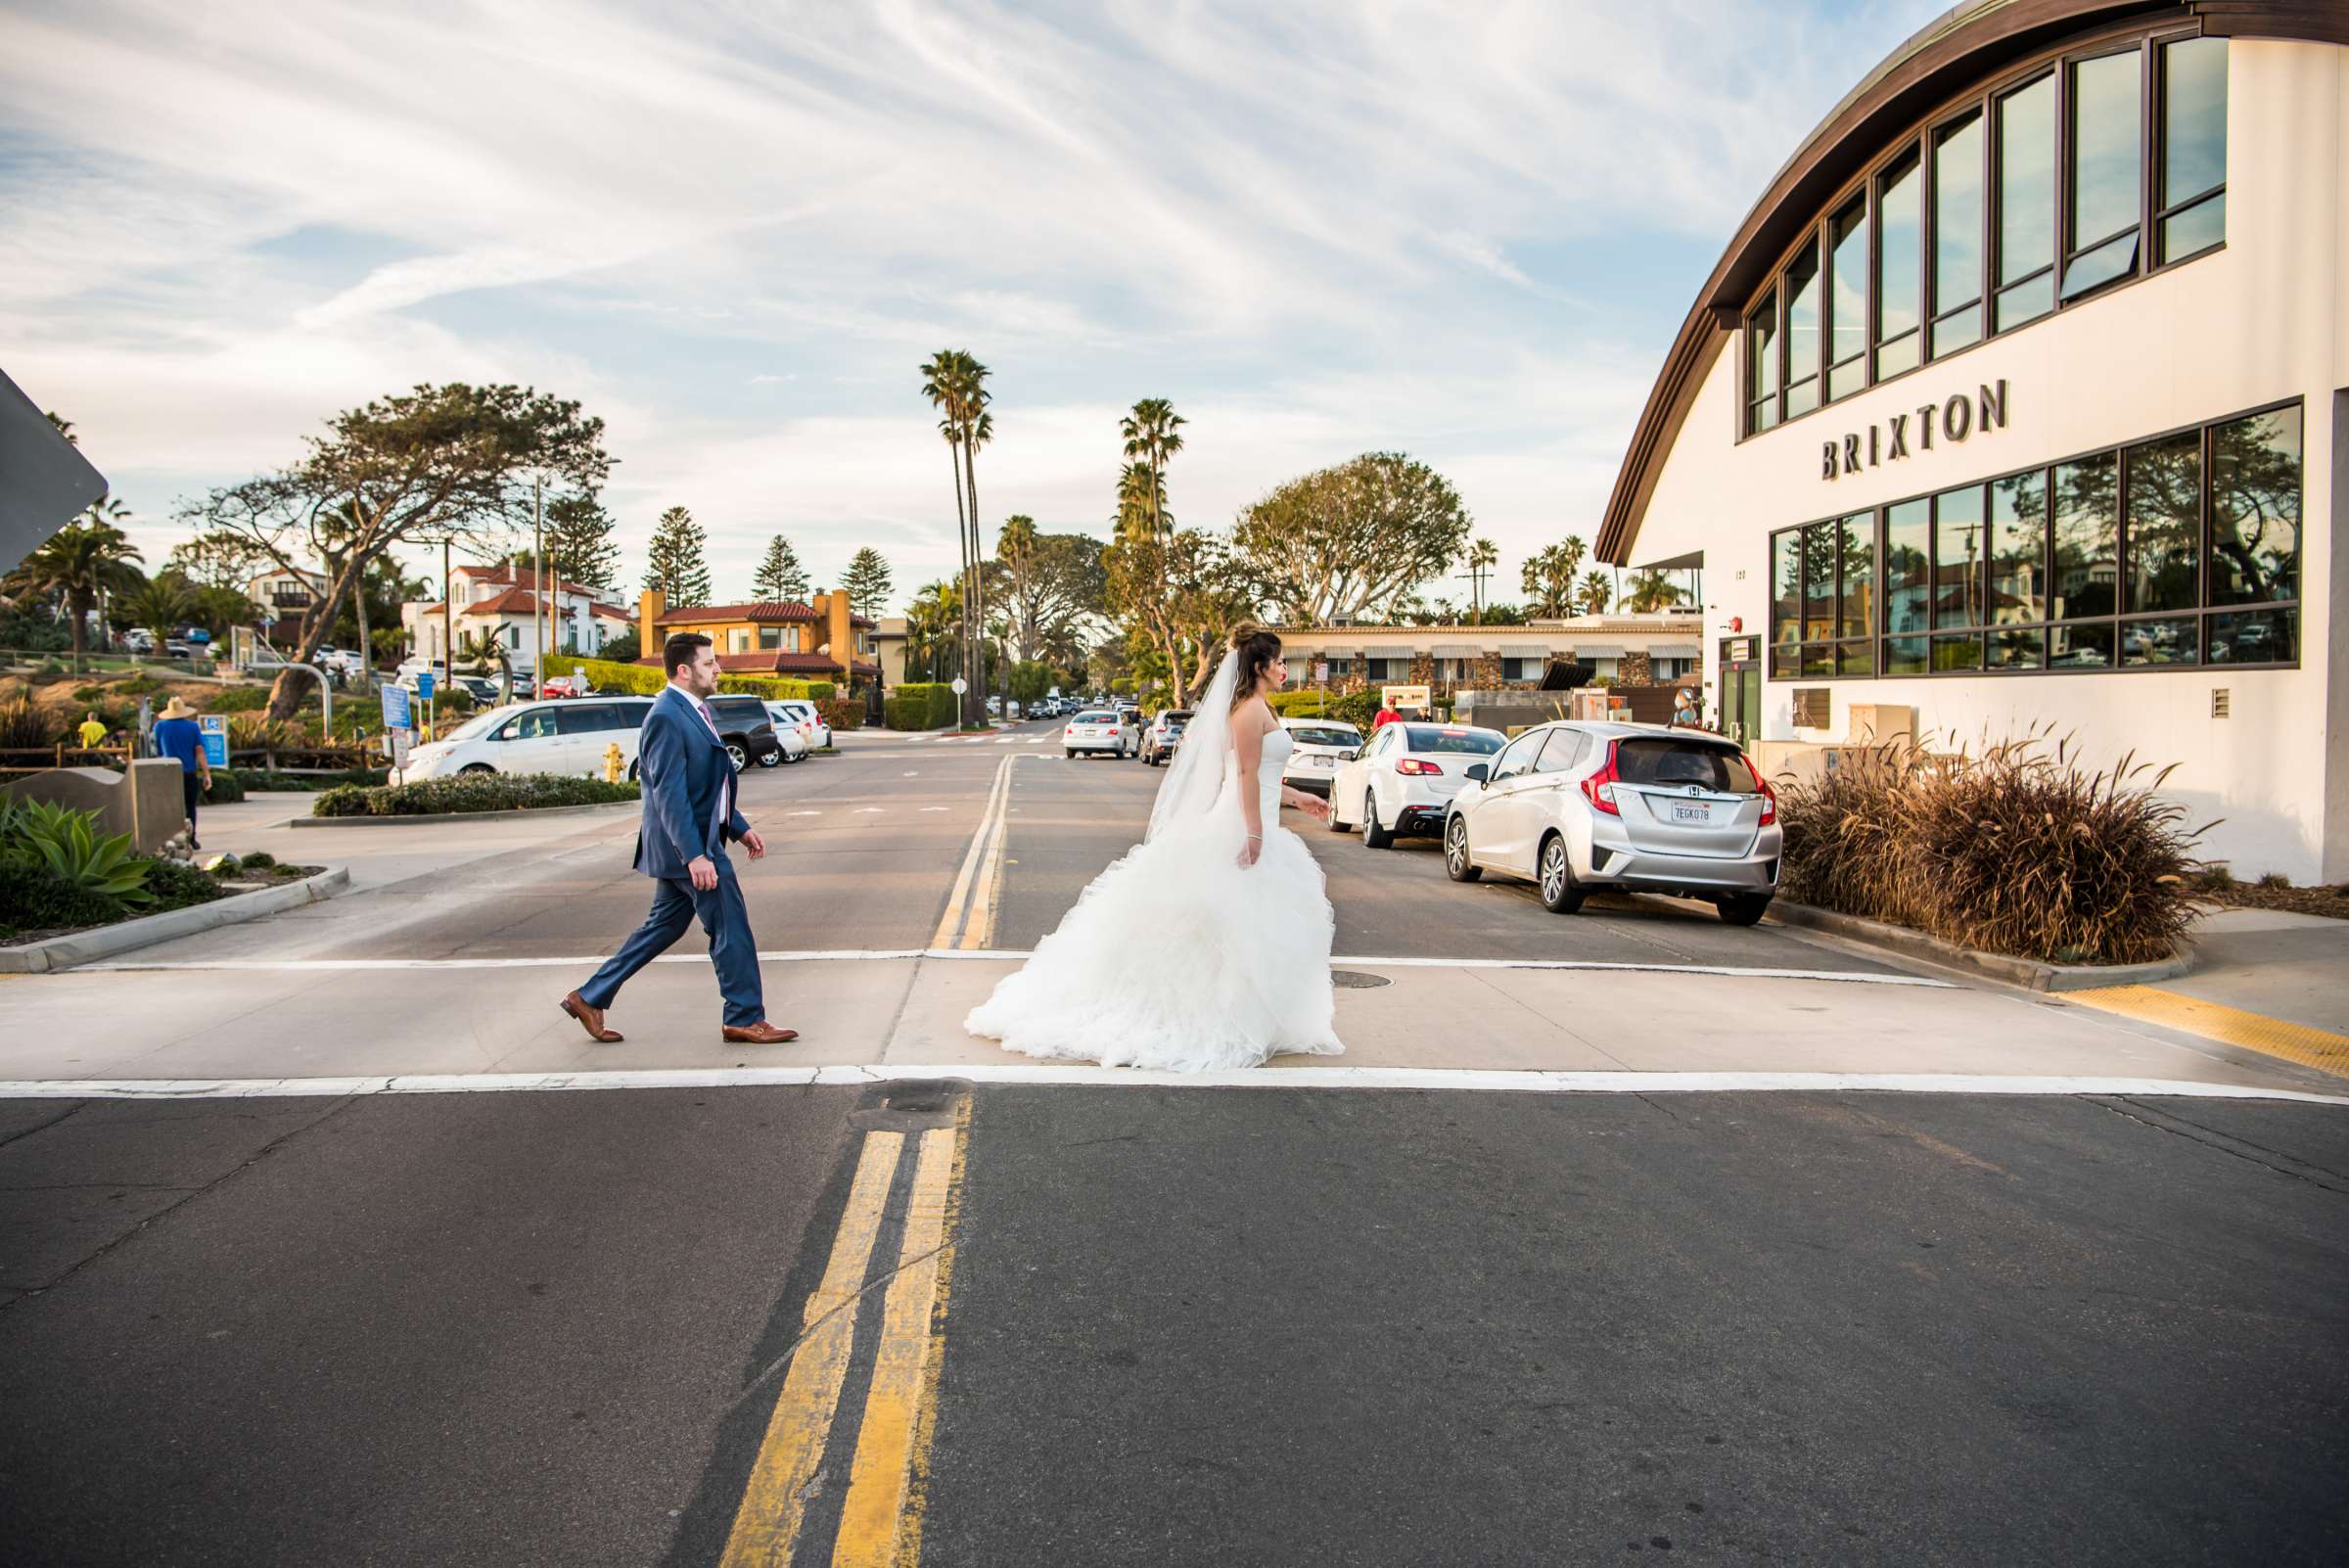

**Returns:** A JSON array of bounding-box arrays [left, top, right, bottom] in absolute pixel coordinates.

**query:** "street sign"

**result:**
[[198, 714, 229, 768], [0, 367, 110, 576], [1313, 662, 1328, 682], [950, 677, 968, 695], [381, 684, 412, 731], [391, 730, 413, 770], [417, 671, 435, 701]]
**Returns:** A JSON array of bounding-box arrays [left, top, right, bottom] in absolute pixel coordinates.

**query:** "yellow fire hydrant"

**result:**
[[604, 741, 625, 783]]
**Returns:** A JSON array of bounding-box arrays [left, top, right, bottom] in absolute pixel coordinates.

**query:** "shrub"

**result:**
[[574, 657, 666, 696], [0, 857, 125, 933], [1773, 731, 2204, 966], [885, 682, 957, 730], [201, 770, 247, 804], [242, 850, 277, 869], [312, 774, 640, 818], [1268, 691, 1332, 717], [716, 673, 826, 700], [4, 799, 152, 909], [817, 695, 861, 733], [232, 766, 389, 791], [204, 685, 271, 713], [142, 856, 229, 913], [0, 696, 58, 749]]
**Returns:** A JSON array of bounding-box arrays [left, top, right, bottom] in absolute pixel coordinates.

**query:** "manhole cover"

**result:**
[[1331, 970, 1392, 989]]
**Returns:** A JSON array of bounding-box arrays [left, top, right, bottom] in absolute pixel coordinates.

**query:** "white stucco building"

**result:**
[[1600, 1, 2346, 882], [401, 564, 631, 676]]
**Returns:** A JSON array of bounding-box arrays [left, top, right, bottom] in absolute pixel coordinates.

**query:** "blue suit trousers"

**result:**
[[577, 854, 763, 1027]]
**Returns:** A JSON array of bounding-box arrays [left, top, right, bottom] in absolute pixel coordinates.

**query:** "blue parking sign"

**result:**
[[198, 714, 229, 767], [381, 684, 411, 731], [418, 671, 435, 701]]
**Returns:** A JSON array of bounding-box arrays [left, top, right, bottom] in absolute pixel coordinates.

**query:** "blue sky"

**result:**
[[0, 0, 1938, 614]]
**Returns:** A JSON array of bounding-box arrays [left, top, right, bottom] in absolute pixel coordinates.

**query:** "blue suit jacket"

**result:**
[[633, 685, 751, 880]]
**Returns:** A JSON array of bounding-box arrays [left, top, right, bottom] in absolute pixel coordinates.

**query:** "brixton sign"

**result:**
[[1822, 378, 2008, 482]]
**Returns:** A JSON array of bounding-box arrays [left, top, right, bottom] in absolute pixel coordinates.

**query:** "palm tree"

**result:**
[[1462, 536, 1498, 623], [921, 349, 994, 725], [1119, 399, 1185, 539], [1520, 535, 1589, 620], [951, 354, 994, 722], [119, 576, 196, 643], [920, 352, 973, 704], [1624, 569, 1686, 614], [6, 514, 145, 670], [1576, 570, 1613, 617], [456, 629, 516, 705]]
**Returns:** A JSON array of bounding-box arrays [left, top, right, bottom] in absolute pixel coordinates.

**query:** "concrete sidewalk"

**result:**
[[1, 951, 2337, 1097]]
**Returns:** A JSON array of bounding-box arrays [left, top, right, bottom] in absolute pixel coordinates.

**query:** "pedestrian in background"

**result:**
[[1372, 698, 1402, 732], [152, 697, 212, 850], [76, 713, 107, 750]]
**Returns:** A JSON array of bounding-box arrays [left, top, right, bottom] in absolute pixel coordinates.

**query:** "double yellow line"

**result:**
[[931, 757, 1016, 951], [719, 1104, 969, 1568]]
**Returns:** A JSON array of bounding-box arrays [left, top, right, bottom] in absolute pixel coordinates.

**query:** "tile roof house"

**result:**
[[637, 589, 882, 684], [401, 563, 631, 672]]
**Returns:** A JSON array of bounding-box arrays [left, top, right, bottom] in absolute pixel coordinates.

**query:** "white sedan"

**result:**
[[1328, 719, 1507, 848], [763, 699, 832, 753], [1277, 717, 1362, 799]]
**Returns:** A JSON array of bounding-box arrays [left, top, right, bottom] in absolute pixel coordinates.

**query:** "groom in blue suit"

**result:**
[[561, 632, 798, 1044]]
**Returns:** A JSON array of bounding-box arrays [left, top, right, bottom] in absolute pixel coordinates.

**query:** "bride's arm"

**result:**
[[1233, 706, 1265, 866]]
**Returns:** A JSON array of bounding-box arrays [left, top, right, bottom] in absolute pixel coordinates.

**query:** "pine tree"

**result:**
[[644, 505, 712, 606], [543, 492, 622, 593], [841, 547, 895, 620], [753, 533, 809, 604]]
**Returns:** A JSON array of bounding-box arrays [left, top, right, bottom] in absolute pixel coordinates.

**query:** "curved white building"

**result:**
[[1600, 1, 2347, 882]]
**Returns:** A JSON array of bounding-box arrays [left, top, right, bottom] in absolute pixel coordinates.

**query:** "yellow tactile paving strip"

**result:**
[[2068, 985, 2349, 1081]]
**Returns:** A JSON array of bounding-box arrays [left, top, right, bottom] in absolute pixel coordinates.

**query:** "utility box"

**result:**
[[1845, 703, 1914, 746]]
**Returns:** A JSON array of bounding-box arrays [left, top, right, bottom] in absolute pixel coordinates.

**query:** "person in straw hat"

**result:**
[[152, 697, 213, 850]]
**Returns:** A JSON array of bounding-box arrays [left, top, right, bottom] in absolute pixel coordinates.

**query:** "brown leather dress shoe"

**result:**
[[720, 1021, 800, 1043], [559, 990, 623, 1042]]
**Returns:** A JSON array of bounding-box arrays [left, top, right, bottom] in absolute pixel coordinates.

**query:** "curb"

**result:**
[[287, 800, 640, 829], [0, 867, 353, 974], [1767, 899, 2193, 992]]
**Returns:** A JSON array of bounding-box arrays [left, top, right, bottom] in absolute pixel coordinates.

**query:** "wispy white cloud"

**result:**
[[0, 0, 1929, 607]]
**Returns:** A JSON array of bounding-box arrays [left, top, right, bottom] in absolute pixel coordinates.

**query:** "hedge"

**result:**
[[716, 673, 833, 701], [571, 656, 833, 703], [312, 774, 641, 817], [1271, 689, 1379, 729], [817, 695, 862, 733], [885, 682, 957, 730]]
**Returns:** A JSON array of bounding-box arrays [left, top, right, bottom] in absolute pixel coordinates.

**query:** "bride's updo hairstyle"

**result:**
[[1229, 623, 1282, 704]]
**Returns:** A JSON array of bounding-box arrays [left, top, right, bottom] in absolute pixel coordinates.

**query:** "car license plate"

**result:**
[[1299, 755, 1330, 769], [1672, 802, 1712, 823]]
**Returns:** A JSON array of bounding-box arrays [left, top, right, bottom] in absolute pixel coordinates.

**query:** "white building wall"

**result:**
[[1628, 39, 2346, 881]]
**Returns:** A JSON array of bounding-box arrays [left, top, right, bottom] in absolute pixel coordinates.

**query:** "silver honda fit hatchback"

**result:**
[[1441, 721, 1782, 924]]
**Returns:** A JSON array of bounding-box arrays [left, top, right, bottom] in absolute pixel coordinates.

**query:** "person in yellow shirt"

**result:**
[[76, 713, 108, 750]]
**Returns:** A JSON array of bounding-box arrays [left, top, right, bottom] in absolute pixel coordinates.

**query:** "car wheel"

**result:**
[[1362, 792, 1394, 850], [1538, 834, 1586, 914], [1325, 793, 1349, 832], [1444, 813, 1482, 881], [755, 745, 784, 768], [1717, 893, 1773, 927], [626, 760, 640, 783], [1066, 748, 1075, 759], [724, 742, 748, 773], [460, 763, 494, 775]]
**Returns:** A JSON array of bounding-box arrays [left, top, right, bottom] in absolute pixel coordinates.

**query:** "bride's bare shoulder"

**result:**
[[1233, 694, 1276, 733]]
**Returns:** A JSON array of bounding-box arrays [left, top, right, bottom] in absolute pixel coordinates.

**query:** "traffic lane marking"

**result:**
[[2067, 986, 2349, 1081], [719, 1131, 902, 1567]]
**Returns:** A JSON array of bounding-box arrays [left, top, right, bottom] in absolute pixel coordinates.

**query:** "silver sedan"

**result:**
[[1441, 721, 1782, 925]]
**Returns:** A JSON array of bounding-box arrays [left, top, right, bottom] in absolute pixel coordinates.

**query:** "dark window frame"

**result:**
[[1764, 396, 2302, 681], [1736, 22, 2216, 444], [2152, 34, 2229, 270]]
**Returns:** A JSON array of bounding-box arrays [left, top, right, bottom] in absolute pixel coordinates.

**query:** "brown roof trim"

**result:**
[[1593, 1, 2347, 566]]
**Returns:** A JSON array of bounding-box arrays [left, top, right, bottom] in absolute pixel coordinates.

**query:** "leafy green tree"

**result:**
[[840, 546, 895, 621], [190, 583, 260, 640], [166, 530, 266, 591], [644, 505, 712, 606], [181, 382, 610, 718], [543, 492, 621, 594], [119, 575, 195, 643], [753, 533, 809, 603], [1233, 452, 1472, 626], [5, 515, 144, 669]]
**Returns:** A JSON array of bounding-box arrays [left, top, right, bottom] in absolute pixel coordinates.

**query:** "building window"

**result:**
[[1995, 72, 2056, 330], [1824, 196, 1869, 403], [1874, 149, 1921, 379], [759, 626, 782, 649], [1767, 399, 2299, 678], [1930, 112, 1985, 358], [2062, 49, 2142, 301], [1783, 242, 1820, 419], [727, 627, 753, 654], [1745, 289, 1779, 435], [2158, 37, 2227, 264]]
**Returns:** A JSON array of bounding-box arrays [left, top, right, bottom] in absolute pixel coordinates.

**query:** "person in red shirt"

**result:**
[[1370, 699, 1402, 732]]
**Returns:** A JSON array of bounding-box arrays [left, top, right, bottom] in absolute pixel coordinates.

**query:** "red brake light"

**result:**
[[1580, 740, 1622, 815], [1745, 757, 1777, 826], [1395, 758, 1442, 776]]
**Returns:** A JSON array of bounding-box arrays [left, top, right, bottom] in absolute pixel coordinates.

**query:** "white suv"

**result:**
[[764, 698, 833, 751]]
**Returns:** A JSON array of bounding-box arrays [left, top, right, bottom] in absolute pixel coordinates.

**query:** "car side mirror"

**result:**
[[1342, 749, 1359, 761], [1464, 762, 1490, 783]]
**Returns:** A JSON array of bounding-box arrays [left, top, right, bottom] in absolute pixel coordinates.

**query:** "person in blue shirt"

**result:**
[[152, 697, 213, 850]]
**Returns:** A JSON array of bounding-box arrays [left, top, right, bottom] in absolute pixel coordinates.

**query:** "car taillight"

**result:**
[[1580, 740, 1622, 815], [1745, 758, 1777, 826], [1395, 758, 1442, 776]]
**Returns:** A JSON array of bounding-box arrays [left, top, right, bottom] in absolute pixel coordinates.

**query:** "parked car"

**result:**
[[538, 675, 597, 699], [704, 694, 788, 771], [401, 697, 656, 780], [764, 698, 832, 752], [394, 657, 448, 688], [1141, 710, 1191, 766], [1110, 703, 1143, 757], [1276, 716, 1363, 799], [453, 675, 504, 705], [1329, 721, 1505, 845], [1063, 709, 1130, 759], [1441, 721, 1780, 925]]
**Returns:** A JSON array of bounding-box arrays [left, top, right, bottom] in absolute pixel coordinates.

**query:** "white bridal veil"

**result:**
[[1143, 649, 1237, 844]]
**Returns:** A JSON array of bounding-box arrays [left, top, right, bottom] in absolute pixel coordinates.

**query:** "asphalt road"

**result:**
[[3, 1083, 2343, 1565]]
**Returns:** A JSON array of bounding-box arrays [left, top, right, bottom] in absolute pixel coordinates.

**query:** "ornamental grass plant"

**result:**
[[1773, 729, 2205, 966]]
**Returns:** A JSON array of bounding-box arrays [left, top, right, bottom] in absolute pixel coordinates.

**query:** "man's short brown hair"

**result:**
[[664, 631, 713, 676]]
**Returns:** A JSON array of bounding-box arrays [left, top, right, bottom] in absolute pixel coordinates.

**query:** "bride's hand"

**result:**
[[1237, 833, 1261, 868]]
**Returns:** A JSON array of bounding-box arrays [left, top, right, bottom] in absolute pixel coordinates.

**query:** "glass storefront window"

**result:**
[[1931, 113, 1983, 360], [1826, 198, 1869, 402], [2159, 37, 2227, 264], [1883, 499, 1930, 637], [1883, 636, 1928, 675], [1837, 511, 1873, 639], [1801, 522, 1836, 641], [2209, 405, 2299, 606], [1773, 530, 1802, 647], [1933, 484, 1985, 629], [2051, 452, 2118, 620], [1931, 633, 1984, 671], [1988, 470, 2047, 623], [1996, 73, 2055, 330], [1747, 290, 1779, 434], [2208, 609, 2295, 666], [2062, 50, 2142, 300], [2048, 623, 2115, 669], [2125, 431, 2200, 613], [2120, 618, 2197, 666], [1987, 625, 2043, 669], [1784, 245, 1820, 418], [1876, 151, 1921, 378]]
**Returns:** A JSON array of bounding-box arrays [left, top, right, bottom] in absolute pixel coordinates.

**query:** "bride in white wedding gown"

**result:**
[[965, 623, 1345, 1071]]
